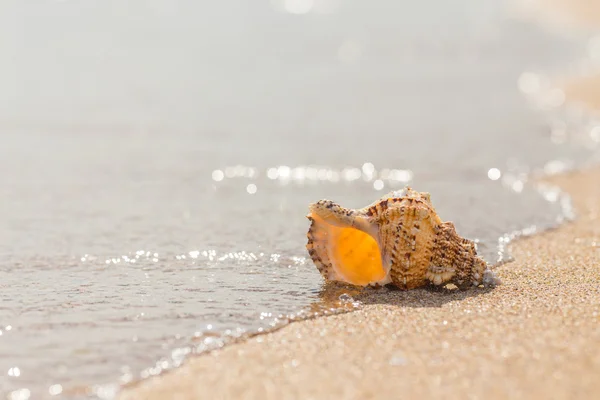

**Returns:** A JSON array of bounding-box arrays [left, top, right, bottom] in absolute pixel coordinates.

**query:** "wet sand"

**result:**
[[118, 170, 600, 400]]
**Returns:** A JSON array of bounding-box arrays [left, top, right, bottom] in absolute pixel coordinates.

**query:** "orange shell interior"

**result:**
[[312, 215, 386, 286]]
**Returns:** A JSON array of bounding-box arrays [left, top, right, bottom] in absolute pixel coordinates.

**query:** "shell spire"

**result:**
[[306, 187, 500, 289]]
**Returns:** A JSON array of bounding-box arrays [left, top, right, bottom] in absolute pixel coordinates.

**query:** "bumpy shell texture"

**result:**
[[306, 187, 500, 289]]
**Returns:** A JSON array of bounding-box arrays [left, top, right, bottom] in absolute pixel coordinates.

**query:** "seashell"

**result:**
[[306, 187, 500, 290]]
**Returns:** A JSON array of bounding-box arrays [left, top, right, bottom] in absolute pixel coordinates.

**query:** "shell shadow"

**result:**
[[314, 281, 495, 310]]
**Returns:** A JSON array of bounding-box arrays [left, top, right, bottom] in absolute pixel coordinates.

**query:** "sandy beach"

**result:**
[[563, 75, 600, 111], [6, 1, 596, 398], [114, 3, 600, 400], [3, 0, 600, 398], [513, 0, 600, 29], [117, 167, 600, 400]]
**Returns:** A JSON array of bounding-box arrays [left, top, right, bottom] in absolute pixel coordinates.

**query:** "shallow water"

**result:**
[[1, 1, 598, 398]]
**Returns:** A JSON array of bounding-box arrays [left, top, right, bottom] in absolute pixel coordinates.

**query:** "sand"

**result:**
[[512, 0, 600, 29], [515, 0, 600, 116], [117, 171, 600, 400], [563, 75, 600, 111]]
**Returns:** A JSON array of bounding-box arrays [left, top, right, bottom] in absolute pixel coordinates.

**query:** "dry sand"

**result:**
[[117, 171, 600, 400], [563, 75, 600, 111], [512, 0, 600, 30]]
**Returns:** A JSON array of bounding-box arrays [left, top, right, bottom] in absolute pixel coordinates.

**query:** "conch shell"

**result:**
[[306, 187, 500, 289]]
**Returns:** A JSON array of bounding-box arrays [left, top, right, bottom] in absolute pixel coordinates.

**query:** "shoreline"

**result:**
[[118, 167, 600, 399], [117, 3, 600, 399]]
